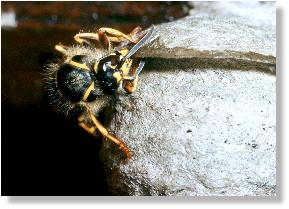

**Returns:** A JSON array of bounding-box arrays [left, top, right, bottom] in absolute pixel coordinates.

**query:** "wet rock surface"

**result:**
[[100, 2, 276, 196]]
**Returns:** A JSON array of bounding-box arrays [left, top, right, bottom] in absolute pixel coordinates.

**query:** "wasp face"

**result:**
[[96, 52, 132, 94], [96, 54, 122, 93]]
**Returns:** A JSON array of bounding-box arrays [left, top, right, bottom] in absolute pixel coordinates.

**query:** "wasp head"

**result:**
[[94, 26, 154, 94]]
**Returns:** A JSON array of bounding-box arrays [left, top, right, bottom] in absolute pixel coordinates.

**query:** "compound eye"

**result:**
[[98, 55, 120, 71]]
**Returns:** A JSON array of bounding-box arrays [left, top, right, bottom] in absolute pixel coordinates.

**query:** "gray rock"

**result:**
[[191, 1, 276, 28], [100, 2, 276, 196], [101, 68, 276, 196], [137, 2, 275, 72]]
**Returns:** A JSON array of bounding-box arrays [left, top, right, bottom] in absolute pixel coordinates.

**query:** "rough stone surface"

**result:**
[[137, 2, 275, 72], [101, 68, 276, 196], [100, 2, 276, 196]]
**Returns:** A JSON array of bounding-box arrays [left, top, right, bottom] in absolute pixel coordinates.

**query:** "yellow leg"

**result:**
[[98, 27, 136, 43], [78, 111, 132, 159], [123, 59, 144, 93], [123, 77, 139, 94], [78, 115, 97, 136], [74, 27, 143, 49], [128, 26, 143, 37], [55, 43, 69, 54], [74, 33, 99, 46]]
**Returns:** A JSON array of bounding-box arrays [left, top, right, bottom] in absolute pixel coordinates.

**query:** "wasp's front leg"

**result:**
[[78, 111, 132, 159], [122, 59, 145, 93]]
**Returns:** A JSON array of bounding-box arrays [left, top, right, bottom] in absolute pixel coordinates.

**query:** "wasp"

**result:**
[[45, 26, 155, 160]]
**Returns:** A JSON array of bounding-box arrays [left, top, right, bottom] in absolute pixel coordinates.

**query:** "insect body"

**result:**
[[45, 26, 154, 160]]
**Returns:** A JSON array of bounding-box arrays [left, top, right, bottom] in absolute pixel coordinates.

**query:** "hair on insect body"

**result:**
[[44, 26, 155, 160]]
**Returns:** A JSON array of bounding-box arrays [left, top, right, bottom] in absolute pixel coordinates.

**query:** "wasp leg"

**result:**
[[123, 60, 145, 93], [89, 112, 132, 159], [55, 43, 69, 55], [123, 77, 139, 94], [98, 27, 137, 44], [128, 26, 143, 37], [73, 31, 112, 51], [105, 26, 144, 43], [78, 115, 97, 137], [78, 112, 132, 159], [98, 29, 113, 51], [74, 33, 100, 47], [74, 27, 142, 49]]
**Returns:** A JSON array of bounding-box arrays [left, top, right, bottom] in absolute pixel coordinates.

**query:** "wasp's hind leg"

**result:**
[[78, 111, 132, 160]]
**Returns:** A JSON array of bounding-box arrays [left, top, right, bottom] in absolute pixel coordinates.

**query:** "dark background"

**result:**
[[1, 1, 192, 195]]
